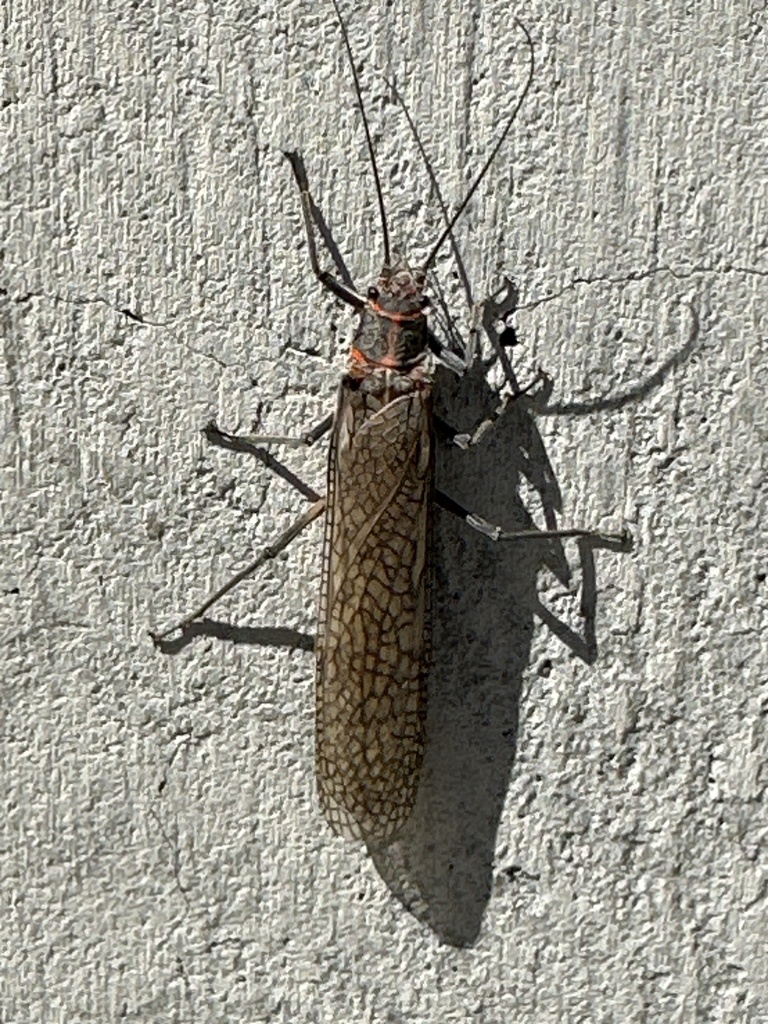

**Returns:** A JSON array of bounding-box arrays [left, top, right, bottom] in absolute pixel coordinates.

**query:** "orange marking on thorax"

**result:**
[[369, 301, 424, 324], [350, 347, 400, 369]]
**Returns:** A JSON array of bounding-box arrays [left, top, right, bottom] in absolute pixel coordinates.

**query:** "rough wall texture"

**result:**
[[2, 0, 766, 1020]]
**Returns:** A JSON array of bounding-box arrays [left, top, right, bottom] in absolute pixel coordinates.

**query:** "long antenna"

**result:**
[[388, 77, 474, 312], [330, 0, 391, 265], [423, 18, 535, 271]]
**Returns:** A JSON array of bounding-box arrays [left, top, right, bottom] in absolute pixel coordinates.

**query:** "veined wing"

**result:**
[[316, 375, 432, 840]]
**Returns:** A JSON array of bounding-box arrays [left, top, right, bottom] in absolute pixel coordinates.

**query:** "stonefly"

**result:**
[[151, 0, 629, 841]]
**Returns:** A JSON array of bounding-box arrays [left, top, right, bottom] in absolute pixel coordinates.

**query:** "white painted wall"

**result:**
[[2, 0, 766, 1019]]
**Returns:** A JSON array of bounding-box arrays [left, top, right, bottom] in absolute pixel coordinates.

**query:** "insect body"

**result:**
[[318, 262, 433, 838]]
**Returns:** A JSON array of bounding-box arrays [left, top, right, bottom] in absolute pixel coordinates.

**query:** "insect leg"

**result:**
[[434, 369, 552, 450], [206, 414, 334, 451], [149, 497, 326, 643], [427, 331, 466, 375], [435, 490, 631, 549], [283, 150, 365, 308], [203, 421, 327, 502]]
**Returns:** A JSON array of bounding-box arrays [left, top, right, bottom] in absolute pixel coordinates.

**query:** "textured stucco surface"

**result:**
[[2, 0, 767, 1020]]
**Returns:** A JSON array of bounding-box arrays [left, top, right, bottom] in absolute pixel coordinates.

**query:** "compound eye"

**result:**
[[367, 286, 379, 301], [419, 295, 431, 309]]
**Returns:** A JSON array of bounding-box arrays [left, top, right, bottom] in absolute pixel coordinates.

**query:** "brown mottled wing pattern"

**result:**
[[316, 374, 432, 840]]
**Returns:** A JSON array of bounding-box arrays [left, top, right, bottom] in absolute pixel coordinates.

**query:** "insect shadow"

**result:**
[[365, 286, 600, 947], [368, 290, 699, 947]]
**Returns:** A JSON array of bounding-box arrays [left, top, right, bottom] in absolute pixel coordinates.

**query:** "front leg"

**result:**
[[283, 151, 365, 309]]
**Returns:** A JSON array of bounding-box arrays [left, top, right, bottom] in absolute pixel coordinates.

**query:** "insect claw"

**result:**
[[466, 513, 502, 540], [148, 624, 185, 647], [203, 420, 224, 443], [148, 626, 175, 649], [513, 366, 553, 406], [437, 347, 466, 376], [617, 527, 634, 551], [428, 334, 466, 375]]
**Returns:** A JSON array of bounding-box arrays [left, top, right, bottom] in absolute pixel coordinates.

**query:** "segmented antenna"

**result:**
[[423, 18, 535, 271], [330, 0, 392, 265], [387, 77, 474, 312]]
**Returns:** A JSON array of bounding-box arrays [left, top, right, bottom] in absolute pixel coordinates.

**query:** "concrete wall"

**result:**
[[2, 0, 766, 1019]]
